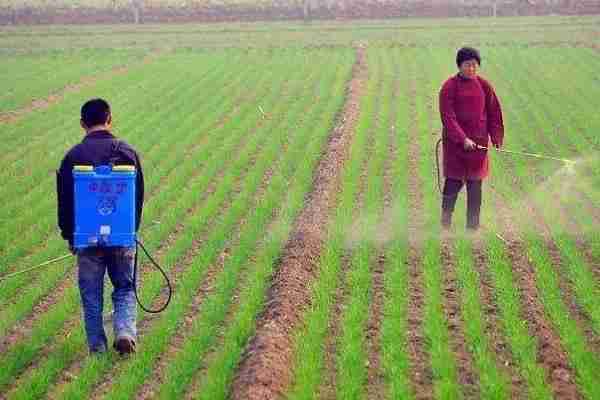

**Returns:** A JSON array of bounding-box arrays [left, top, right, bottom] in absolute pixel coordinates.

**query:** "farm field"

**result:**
[[0, 16, 599, 399]]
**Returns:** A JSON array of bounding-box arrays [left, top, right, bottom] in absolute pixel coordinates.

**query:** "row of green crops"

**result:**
[[379, 47, 412, 400], [334, 47, 384, 399]]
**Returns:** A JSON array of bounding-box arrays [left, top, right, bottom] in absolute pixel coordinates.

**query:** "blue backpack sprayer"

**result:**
[[1, 163, 171, 314]]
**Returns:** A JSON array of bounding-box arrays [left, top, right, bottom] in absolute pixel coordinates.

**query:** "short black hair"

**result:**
[[81, 98, 111, 127], [456, 47, 481, 67]]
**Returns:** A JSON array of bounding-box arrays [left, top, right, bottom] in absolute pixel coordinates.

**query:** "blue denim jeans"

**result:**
[[77, 247, 137, 352]]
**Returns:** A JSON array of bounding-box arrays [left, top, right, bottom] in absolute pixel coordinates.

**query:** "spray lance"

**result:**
[[0, 164, 171, 314], [435, 138, 577, 195]]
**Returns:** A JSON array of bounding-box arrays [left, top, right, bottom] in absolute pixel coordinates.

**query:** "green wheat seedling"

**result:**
[[380, 47, 413, 400], [336, 47, 387, 400]]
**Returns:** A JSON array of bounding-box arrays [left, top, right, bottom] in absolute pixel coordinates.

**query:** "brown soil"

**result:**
[[439, 238, 480, 399], [504, 239, 582, 400], [365, 253, 386, 400], [492, 189, 582, 400], [363, 75, 387, 400], [317, 252, 351, 400], [405, 77, 433, 400], [229, 43, 367, 400], [574, 236, 600, 283]]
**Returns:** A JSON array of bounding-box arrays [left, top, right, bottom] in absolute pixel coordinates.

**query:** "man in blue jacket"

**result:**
[[57, 98, 144, 355]]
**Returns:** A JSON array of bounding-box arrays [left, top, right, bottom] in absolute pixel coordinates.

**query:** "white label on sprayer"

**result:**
[[100, 225, 111, 235]]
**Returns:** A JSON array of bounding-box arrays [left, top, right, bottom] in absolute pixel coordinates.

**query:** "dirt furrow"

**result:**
[[406, 76, 432, 400], [318, 253, 351, 400], [364, 67, 389, 400], [574, 236, 600, 283], [229, 44, 367, 400], [439, 239, 480, 399], [365, 252, 386, 400]]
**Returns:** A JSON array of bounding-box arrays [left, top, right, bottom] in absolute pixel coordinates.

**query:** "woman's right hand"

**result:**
[[463, 138, 477, 151]]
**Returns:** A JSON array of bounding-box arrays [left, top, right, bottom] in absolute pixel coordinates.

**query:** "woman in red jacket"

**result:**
[[439, 47, 504, 231]]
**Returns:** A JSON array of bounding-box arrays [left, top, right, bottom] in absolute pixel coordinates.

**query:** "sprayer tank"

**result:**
[[73, 164, 137, 249]]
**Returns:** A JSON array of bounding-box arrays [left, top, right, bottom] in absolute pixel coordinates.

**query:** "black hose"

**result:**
[[133, 239, 172, 314]]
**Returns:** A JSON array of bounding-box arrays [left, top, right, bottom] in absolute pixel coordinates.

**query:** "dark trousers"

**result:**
[[441, 178, 482, 230]]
